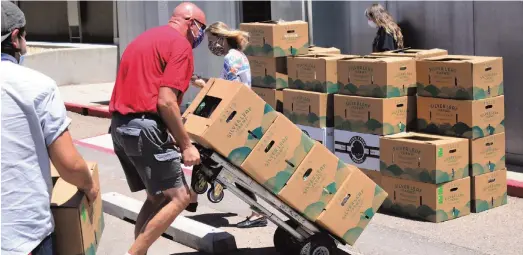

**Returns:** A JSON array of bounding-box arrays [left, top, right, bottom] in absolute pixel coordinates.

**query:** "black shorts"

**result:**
[[110, 113, 186, 195]]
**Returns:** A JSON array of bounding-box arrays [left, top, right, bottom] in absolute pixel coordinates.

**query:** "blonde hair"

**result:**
[[206, 21, 250, 51], [365, 4, 404, 49]]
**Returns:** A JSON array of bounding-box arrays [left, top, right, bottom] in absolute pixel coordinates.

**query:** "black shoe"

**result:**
[[185, 202, 198, 213], [237, 217, 268, 228]]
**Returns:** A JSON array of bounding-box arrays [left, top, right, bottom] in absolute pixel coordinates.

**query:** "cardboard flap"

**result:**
[[51, 178, 84, 207]]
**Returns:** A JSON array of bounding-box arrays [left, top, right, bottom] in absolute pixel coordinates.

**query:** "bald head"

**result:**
[[172, 2, 206, 26]]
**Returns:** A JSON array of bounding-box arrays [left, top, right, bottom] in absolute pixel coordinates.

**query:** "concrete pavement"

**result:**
[[68, 112, 523, 255]]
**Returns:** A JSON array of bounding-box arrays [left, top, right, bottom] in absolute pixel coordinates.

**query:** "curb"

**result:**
[[65, 102, 111, 118], [102, 192, 237, 253], [508, 179, 523, 198]]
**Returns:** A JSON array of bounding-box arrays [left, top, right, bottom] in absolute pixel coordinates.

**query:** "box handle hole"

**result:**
[[485, 67, 492, 71], [396, 103, 404, 108], [485, 105, 493, 109], [303, 168, 313, 181], [400, 66, 407, 71], [449, 149, 457, 154], [285, 160, 295, 168], [341, 193, 352, 206], [287, 29, 295, 33], [488, 178, 496, 183], [450, 187, 458, 192], [226, 111, 237, 123], [264, 140, 275, 153]]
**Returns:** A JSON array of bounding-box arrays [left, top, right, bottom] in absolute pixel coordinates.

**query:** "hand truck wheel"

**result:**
[[191, 170, 208, 195], [273, 220, 301, 254], [298, 234, 337, 255], [207, 182, 225, 203]]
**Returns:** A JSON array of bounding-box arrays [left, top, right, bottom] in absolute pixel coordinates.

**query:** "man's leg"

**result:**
[[134, 193, 166, 239], [128, 185, 190, 255]]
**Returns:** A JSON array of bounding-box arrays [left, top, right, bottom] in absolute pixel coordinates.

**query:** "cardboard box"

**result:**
[[248, 56, 288, 89], [282, 89, 333, 128], [371, 48, 448, 60], [241, 113, 315, 194], [334, 130, 381, 171], [337, 56, 416, 98], [287, 54, 357, 93], [470, 132, 506, 176], [278, 143, 354, 221], [471, 169, 507, 213], [307, 45, 341, 55], [296, 124, 334, 152], [361, 169, 382, 187], [252, 87, 284, 112], [334, 94, 409, 135], [240, 20, 309, 57], [417, 55, 503, 100], [417, 96, 505, 140], [51, 162, 104, 255], [316, 169, 388, 245], [380, 176, 471, 223], [380, 132, 469, 184], [183, 78, 278, 167]]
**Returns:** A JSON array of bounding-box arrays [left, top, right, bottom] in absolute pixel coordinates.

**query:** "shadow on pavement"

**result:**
[[171, 247, 278, 255], [92, 100, 110, 105], [186, 212, 238, 228]]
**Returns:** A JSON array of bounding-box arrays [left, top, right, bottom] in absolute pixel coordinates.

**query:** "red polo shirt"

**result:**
[[109, 25, 194, 115]]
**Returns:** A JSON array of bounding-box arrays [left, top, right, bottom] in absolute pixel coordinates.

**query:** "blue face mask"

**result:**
[[191, 20, 205, 49], [19, 54, 25, 65]]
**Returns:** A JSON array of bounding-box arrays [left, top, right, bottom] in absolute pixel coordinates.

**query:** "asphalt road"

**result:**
[[69, 112, 523, 255]]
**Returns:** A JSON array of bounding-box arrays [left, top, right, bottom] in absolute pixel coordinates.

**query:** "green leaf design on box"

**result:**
[[276, 78, 288, 89], [498, 82, 504, 95], [382, 162, 469, 184], [263, 75, 276, 86], [342, 227, 364, 245], [366, 118, 383, 131], [264, 171, 292, 194], [303, 201, 326, 220], [341, 83, 358, 94], [290, 46, 298, 56], [86, 243, 96, 255], [473, 192, 508, 213], [228, 147, 252, 166]]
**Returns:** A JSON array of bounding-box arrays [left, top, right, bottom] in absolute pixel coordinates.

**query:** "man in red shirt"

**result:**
[[109, 2, 206, 254]]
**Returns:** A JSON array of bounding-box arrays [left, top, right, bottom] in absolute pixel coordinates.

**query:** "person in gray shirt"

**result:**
[[1, 2, 99, 255]]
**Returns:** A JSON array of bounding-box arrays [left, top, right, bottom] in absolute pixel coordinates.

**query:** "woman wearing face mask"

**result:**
[[365, 3, 404, 52], [189, 22, 268, 229]]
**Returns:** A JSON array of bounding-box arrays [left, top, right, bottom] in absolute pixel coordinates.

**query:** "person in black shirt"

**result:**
[[365, 4, 404, 52]]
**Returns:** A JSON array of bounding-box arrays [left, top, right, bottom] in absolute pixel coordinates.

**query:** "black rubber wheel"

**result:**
[[192, 171, 208, 195], [207, 183, 225, 203], [273, 220, 301, 254], [298, 234, 337, 255]]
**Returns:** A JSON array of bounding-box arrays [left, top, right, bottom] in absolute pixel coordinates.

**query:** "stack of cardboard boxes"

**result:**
[[376, 52, 507, 222], [183, 76, 387, 245], [333, 54, 419, 186], [283, 52, 350, 152], [240, 21, 310, 114]]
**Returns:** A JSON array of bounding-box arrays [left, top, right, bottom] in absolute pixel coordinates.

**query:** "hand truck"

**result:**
[[190, 144, 348, 255]]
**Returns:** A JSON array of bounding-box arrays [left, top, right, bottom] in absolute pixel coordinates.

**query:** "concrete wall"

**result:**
[[23, 42, 117, 86]]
